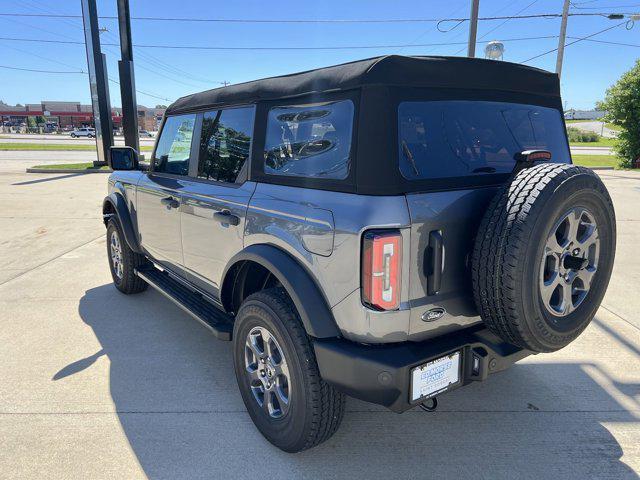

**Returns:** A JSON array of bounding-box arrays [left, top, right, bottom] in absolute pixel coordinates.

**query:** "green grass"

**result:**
[[566, 119, 592, 123], [605, 123, 622, 132], [31, 162, 110, 171], [571, 155, 617, 168], [569, 138, 617, 147], [0, 142, 152, 152]]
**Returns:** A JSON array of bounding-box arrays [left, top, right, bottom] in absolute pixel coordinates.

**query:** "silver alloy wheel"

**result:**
[[540, 207, 599, 317], [244, 326, 291, 419], [110, 230, 124, 280]]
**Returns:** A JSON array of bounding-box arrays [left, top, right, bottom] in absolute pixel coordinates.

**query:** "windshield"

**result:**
[[398, 101, 570, 180]]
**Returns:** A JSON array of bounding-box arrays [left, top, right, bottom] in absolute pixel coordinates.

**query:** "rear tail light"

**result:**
[[362, 230, 402, 310]]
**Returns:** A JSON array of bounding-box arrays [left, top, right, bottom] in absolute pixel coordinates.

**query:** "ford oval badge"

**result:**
[[422, 307, 446, 322]]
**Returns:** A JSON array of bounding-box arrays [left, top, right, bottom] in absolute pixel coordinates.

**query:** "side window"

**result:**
[[263, 100, 354, 180], [197, 106, 254, 183], [153, 114, 196, 176]]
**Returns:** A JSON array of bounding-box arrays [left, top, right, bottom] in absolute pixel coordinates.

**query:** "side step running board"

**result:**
[[135, 265, 233, 341]]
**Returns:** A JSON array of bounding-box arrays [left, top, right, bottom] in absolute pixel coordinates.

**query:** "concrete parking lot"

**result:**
[[0, 162, 639, 479]]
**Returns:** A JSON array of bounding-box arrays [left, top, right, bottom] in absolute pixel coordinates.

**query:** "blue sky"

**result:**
[[0, 0, 638, 109]]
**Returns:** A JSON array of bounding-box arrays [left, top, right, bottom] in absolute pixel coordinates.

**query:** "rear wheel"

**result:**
[[472, 164, 616, 353], [233, 288, 345, 452]]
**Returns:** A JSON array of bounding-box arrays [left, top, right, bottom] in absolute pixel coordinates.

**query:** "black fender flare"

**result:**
[[102, 192, 142, 253], [222, 244, 341, 339]]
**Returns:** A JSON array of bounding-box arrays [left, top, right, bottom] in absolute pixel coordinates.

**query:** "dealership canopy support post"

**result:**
[[117, 0, 140, 152], [81, 0, 113, 166]]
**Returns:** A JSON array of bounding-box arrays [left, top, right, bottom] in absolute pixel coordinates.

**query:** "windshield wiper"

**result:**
[[401, 140, 420, 176]]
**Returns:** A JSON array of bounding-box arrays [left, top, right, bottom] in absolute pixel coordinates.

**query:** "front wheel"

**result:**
[[233, 288, 345, 452], [106, 217, 148, 294]]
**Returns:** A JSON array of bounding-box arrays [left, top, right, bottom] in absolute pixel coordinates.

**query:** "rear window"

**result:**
[[398, 101, 570, 180], [264, 100, 354, 180]]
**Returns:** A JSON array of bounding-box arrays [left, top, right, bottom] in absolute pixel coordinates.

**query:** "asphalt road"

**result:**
[[0, 166, 638, 479]]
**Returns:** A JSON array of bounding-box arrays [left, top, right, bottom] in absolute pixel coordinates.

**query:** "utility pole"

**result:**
[[117, 0, 139, 152], [467, 0, 480, 57], [556, 0, 571, 77], [81, 0, 113, 166]]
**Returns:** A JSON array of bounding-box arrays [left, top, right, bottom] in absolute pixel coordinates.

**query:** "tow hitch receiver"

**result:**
[[419, 397, 438, 412]]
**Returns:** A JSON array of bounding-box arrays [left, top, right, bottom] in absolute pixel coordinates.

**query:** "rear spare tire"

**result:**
[[472, 163, 615, 353]]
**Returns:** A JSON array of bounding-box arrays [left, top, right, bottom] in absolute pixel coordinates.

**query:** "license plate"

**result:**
[[410, 351, 461, 402]]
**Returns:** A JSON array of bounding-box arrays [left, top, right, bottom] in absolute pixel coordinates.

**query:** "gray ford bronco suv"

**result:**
[[103, 55, 616, 452]]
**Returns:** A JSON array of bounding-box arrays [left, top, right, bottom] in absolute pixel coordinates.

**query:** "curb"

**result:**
[[26, 168, 112, 174]]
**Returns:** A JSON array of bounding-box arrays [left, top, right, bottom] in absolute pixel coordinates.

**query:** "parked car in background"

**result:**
[[70, 127, 95, 138], [139, 129, 153, 137], [103, 55, 616, 453]]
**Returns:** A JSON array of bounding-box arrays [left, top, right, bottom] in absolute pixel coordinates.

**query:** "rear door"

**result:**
[[137, 113, 196, 275], [398, 100, 571, 338], [180, 106, 257, 298]]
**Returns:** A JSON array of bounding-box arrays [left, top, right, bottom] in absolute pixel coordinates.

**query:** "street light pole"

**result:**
[[467, 0, 480, 57], [556, 0, 571, 77]]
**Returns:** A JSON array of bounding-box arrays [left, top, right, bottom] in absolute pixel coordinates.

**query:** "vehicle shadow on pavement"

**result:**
[[71, 284, 639, 480]]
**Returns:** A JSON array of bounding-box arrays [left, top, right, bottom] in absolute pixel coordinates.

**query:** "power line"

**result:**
[[0, 34, 564, 51], [453, 0, 541, 55], [0, 11, 629, 23], [568, 36, 640, 47], [17, 0, 218, 87], [397, 2, 469, 55], [569, 3, 640, 9], [0, 64, 83, 74], [521, 20, 629, 63], [1, 42, 86, 72], [107, 76, 171, 102], [3, 1, 220, 92]]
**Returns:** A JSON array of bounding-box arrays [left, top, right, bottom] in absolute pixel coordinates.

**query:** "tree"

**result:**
[[155, 104, 167, 109], [597, 59, 640, 168]]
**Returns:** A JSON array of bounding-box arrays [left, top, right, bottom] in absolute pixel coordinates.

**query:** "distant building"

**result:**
[[564, 109, 606, 120], [0, 100, 166, 131]]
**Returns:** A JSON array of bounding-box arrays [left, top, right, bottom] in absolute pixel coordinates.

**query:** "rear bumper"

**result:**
[[313, 325, 530, 413]]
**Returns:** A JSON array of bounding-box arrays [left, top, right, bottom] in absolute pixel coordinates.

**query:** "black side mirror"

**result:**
[[109, 146, 139, 170]]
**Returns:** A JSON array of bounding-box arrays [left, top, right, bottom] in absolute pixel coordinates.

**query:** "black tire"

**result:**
[[233, 288, 345, 452], [472, 164, 616, 353], [70, 133, 76, 138], [106, 217, 148, 294]]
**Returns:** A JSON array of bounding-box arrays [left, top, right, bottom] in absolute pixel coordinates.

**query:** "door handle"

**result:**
[[213, 209, 240, 226], [426, 230, 444, 296], [160, 196, 180, 209]]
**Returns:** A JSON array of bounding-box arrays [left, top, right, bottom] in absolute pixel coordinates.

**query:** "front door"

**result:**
[[137, 113, 196, 274], [180, 106, 256, 298]]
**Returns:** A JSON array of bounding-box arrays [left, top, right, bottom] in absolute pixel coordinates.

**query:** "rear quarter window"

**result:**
[[398, 101, 570, 180], [264, 100, 354, 180]]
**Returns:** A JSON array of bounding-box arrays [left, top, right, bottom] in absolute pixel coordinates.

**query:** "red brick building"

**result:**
[[0, 100, 165, 131]]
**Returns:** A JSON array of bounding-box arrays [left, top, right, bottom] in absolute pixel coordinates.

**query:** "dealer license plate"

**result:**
[[410, 351, 461, 402]]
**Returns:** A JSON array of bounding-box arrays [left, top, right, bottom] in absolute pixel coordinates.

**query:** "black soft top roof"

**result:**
[[166, 55, 559, 115]]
